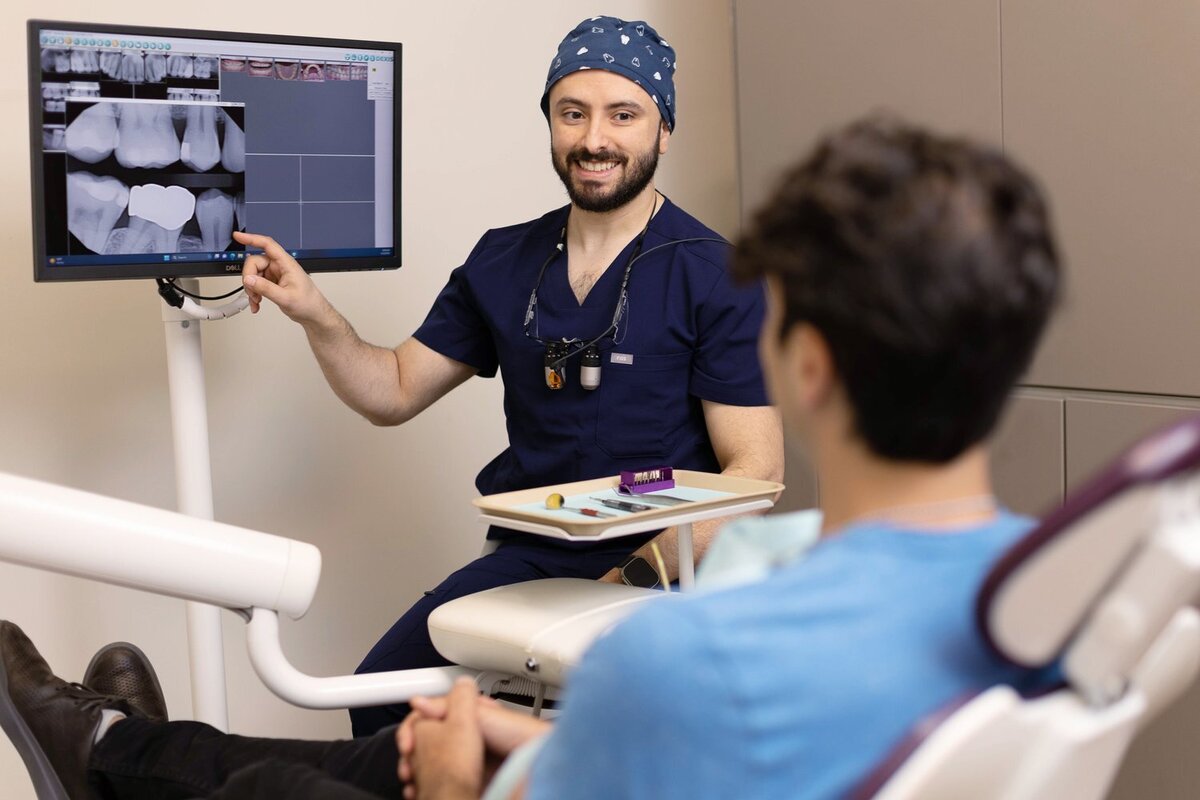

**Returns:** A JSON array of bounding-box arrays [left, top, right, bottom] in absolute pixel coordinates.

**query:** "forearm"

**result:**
[[302, 308, 407, 426], [628, 457, 778, 581]]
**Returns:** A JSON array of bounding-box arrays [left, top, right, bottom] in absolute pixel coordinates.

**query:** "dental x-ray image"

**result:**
[[43, 125, 66, 152], [63, 100, 246, 257]]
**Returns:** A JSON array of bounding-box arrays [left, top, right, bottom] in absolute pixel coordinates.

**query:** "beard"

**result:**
[[552, 130, 661, 213]]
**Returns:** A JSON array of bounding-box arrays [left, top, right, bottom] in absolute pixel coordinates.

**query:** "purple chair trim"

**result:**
[[976, 413, 1200, 668], [847, 690, 982, 800]]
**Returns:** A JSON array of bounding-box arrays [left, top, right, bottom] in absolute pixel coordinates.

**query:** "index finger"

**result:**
[[232, 230, 291, 261]]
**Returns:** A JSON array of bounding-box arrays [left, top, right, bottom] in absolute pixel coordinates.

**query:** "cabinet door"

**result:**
[[1065, 398, 1198, 490]]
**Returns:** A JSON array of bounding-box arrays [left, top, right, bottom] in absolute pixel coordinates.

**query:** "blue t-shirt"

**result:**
[[412, 199, 767, 505], [527, 512, 1044, 799]]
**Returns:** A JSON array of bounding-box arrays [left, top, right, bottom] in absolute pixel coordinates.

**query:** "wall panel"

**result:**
[[735, 0, 1002, 217], [1003, 1, 1200, 395], [991, 393, 1064, 516]]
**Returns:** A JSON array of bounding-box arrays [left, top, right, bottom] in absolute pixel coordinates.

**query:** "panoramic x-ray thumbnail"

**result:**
[[64, 100, 246, 257], [41, 47, 218, 84]]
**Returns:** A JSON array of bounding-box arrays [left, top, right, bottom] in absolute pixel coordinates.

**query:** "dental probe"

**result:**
[[593, 497, 653, 513]]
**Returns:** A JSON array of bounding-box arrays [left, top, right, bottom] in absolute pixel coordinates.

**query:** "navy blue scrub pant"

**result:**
[[349, 536, 648, 737]]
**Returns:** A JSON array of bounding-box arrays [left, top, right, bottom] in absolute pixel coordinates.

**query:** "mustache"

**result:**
[[567, 148, 628, 166]]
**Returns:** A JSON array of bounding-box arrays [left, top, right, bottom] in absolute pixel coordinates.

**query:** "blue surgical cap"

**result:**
[[541, 16, 678, 131]]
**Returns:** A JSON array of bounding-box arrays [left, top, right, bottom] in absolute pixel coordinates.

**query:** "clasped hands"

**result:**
[[398, 677, 552, 800]]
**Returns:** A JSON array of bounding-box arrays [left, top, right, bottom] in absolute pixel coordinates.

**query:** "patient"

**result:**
[[0, 116, 1061, 799]]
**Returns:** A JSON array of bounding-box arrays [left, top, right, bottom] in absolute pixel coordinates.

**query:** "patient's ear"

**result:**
[[785, 323, 836, 411]]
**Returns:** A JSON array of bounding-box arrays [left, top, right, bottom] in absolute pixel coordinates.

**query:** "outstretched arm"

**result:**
[[236, 231, 475, 425]]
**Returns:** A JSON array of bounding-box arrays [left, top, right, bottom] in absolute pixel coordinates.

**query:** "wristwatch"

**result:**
[[618, 555, 661, 589]]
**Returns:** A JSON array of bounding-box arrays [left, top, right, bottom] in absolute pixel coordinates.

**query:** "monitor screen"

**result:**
[[28, 20, 400, 282]]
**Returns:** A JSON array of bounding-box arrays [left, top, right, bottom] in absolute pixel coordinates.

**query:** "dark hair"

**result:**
[[734, 116, 1062, 462]]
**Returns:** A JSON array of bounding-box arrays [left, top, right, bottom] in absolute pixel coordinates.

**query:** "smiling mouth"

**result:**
[[574, 160, 622, 178]]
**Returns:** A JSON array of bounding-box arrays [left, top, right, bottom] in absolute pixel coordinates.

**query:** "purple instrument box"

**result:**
[[619, 467, 675, 494]]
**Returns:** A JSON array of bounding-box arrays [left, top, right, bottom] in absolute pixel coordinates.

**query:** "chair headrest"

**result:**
[[977, 413, 1200, 668]]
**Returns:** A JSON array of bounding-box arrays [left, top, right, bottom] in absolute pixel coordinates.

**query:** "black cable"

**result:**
[[548, 236, 732, 367], [167, 278, 246, 301]]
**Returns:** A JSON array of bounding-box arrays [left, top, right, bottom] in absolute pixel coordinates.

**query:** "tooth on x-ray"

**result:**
[[65, 103, 119, 163], [116, 104, 180, 168], [181, 105, 221, 172], [167, 54, 194, 78], [99, 50, 122, 79], [67, 172, 129, 254], [235, 191, 246, 231], [196, 189, 235, 251], [42, 48, 71, 73], [70, 49, 99, 74], [145, 53, 167, 83], [123, 184, 196, 254], [120, 51, 145, 83], [193, 56, 217, 79], [221, 111, 245, 173]]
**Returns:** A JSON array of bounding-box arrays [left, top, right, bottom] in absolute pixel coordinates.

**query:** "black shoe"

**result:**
[[0, 621, 133, 800], [83, 642, 167, 724]]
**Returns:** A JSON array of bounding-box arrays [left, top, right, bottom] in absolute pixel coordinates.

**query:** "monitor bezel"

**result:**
[[28, 19, 402, 283]]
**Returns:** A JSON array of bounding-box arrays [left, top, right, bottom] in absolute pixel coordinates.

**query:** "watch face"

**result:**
[[621, 556, 661, 589]]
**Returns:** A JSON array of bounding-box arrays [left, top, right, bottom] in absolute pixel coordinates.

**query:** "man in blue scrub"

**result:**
[[0, 118, 1063, 799], [233, 16, 783, 736]]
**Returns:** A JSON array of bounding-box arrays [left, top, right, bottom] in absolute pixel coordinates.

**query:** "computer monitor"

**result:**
[[28, 20, 400, 282]]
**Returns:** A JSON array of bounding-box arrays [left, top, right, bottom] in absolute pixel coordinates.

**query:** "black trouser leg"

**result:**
[[87, 717, 403, 800], [204, 760, 385, 800]]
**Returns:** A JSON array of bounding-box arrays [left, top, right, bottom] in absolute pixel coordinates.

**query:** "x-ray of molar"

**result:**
[[144, 53, 168, 83], [193, 57, 217, 79], [68, 174, 246, 256], [42, 84, 68, 113], [40, 48, 71, 73], [64, 100, 246, 174], [99, 50, 123, 79], [68, 82, 101, 99], [167, 88, 222, 102], [63, 100, 246, 256], [167, 54, 195, 79], [119, 50, 145, 83], [69, 49, 100, 74], [301, 62, 325, 82], [43, 125, 66, 152]]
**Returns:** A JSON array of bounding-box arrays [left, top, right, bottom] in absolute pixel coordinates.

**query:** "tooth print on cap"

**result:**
[[540, 15, 678, 130]]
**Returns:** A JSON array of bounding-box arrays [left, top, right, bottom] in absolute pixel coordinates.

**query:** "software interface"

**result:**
[[35, 26, 396, 272]]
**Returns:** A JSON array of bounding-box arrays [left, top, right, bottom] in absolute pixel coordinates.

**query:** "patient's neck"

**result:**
[[817, 441, 994, 536]]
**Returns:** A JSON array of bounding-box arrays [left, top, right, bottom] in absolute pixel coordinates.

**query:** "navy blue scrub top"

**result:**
[[413, 197, 768, 542]]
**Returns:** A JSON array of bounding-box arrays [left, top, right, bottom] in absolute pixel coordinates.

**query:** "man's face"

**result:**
[[547, 70, 670, 212]]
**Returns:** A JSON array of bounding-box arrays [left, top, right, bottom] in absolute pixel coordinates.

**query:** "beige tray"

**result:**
[[474, 470, 785, 538]]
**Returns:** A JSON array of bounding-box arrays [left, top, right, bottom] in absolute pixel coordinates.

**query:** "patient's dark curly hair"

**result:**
[[734, 116, 1062, 463]]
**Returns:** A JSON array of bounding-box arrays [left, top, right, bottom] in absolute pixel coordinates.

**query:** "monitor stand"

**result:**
[[160, 277, 249, 731]]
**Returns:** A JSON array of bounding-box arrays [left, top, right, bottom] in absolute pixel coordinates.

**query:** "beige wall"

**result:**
[[0, 3, 738, 796]]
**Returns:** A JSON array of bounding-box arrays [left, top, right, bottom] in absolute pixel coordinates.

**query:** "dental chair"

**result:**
[[2, 414, 1200, 799], [848, 413, 1200, 799]]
